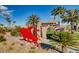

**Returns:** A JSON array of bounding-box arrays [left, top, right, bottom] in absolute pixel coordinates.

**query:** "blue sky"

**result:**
[[0, 5, 79, 26]]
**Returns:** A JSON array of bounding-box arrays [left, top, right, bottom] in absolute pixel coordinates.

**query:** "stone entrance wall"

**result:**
[[37, 21, 58, 39], [41, 26, 50, 39]]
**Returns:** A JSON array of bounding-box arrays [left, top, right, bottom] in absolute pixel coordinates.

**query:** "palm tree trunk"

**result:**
[[36, 24, 37, 36], [76, 23, 78, 31], [33, 23, 35, 35], [9, 22, 11, 27], [58, 14, 61, 26], [54, 16, 55, 20], [74, 22, 77, 31], [70, 22, 74, 33]]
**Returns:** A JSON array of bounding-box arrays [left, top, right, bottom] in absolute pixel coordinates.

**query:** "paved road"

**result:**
[[68, 47, 79, 53]]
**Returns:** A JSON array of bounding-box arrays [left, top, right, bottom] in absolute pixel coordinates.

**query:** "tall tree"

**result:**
[[13, 21, 16, 27], [51, 6, 65, 25], [27, 14, 40, 36], [0, 23, 3, 28], [61, 9, 79, 33], [6, 17, 11, 27], [51, 8, 57, 20]]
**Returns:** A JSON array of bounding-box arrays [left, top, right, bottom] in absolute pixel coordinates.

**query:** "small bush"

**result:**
[[11, 26, 20, 36], [20, 43, 24, 46], [46, 30, 59, 40], [11, 42, 15, 45], [0, 36, 6, 42], [3, 42, 7, 45], [5, 27, 12, 32], [8, 47, 14, 50], [11, 30, 18, 36], [29, 50, 35, 53], [0, 28, 5, 34], [30, 46, 36, 49]]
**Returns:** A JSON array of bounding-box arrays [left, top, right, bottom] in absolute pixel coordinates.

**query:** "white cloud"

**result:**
[[1, 11, 10, 17], [0, 5, 13, 17], [0, 5, 8, 12]]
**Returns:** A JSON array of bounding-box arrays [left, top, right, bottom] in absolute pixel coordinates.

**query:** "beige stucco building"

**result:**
[[37, 20, 64, 39]]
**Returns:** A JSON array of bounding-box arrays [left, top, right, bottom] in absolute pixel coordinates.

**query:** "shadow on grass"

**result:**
[[39, 43, 63, 53]]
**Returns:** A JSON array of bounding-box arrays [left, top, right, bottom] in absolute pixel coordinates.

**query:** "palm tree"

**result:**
[[51, 6, 65, 25], [0, 23, 3, 27], [51, 8, 57, 20], [6, 17, 11, 27], [27, 14, 40, 36], [73, 9, 79, 31], [13, 21, 16, 27], [61, 9, 79, 33]]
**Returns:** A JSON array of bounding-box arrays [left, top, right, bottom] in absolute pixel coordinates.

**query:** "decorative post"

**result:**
[[40, 26, 42, 37]]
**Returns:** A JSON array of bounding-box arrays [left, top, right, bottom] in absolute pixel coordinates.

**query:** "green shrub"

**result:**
[[47, 31, 73, 43], [46, 30, 59, 40], [30, 46, 36, 49], [20, 43, 24, 46], [46, 31, 78, 52], [5, 27, 12, 32], [11, 26, 20, 36], [0, 28, 5, 34], [0, 36, 6, 42], [47, 31, 77, 44], [11, 30, 18, 36]]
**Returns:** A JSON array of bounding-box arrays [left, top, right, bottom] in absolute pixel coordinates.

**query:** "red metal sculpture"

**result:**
[[20, 25, 40, 47]]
